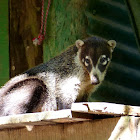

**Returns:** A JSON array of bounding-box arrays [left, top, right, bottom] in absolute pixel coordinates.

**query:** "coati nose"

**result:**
[[90, 74, 100, 85]]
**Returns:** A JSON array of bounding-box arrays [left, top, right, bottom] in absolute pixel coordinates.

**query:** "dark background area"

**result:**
[[86, 0, 140, 106]]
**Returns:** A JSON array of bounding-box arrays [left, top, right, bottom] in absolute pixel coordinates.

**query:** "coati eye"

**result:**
[[100, 55, 109, 66], [85, 58, 90, 66], [84, 56, 90, 67], [82, 56, 90, 67]]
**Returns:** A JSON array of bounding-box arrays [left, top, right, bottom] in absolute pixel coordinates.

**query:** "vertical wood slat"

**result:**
[[0, 0, 9, 86], [43, 0, 88, 62], [9, 0, 43, 78], [0, 117, 119, 140], [9, 0, 89, 77]]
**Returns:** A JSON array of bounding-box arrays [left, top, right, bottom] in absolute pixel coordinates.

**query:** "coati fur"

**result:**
[[0, 36, 116, 116]]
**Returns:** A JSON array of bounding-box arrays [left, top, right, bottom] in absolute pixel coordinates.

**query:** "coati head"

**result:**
[[76, 36, 116, 85]]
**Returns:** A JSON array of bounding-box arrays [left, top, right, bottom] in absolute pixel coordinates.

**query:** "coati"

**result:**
[[0, 36, 116, 116]]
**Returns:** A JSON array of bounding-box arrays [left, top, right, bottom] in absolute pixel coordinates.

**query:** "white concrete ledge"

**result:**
[[71, 102, 140, 116]]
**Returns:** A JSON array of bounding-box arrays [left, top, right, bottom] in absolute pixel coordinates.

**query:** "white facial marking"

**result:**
[[85, 56, 90, 59], [102, 55, 106, 59], [102, 60, 107, 65], [100, 55, 108, 66]]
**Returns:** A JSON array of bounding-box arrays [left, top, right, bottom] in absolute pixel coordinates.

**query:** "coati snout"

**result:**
[[90, 74, 99, 85]]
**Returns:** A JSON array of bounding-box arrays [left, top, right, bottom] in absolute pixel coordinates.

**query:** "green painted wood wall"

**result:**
[[43, 0, 88, 62], [0, 0, 9, 87]]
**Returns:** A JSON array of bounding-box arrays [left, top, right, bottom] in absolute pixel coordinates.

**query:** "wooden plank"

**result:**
[[0, 117, 120, 140], [1, 115, 140, 140], [0, 102, 140, 139], [0, 0, 9, 86], [0, 109, 72, 130], [1, 102, 140, 130], [72, 102, 140, 117]]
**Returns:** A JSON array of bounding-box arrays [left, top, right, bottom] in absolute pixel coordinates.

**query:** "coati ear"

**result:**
[[108, 40, 116, 52], [75, 39, 84, 49]]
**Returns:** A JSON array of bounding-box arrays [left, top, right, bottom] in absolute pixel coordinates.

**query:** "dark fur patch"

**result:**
[[6, 78, 45, 94], [98, 63, 107, 72], [6, 78, 48, 113], [98, 56, 109, 72], [25, 86, 44, 113]]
